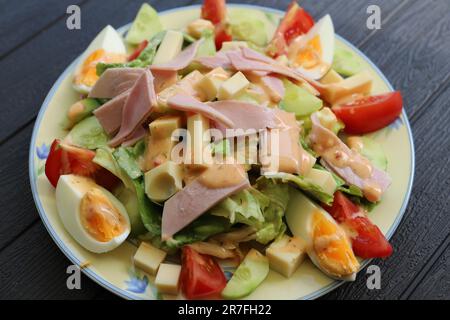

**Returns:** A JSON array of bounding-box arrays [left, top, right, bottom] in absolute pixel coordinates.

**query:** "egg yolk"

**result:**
[[74, 49, 126, 87], [295, 35, 323, 69], [312, 211, 359, 277], [80, 188, 126, 242]]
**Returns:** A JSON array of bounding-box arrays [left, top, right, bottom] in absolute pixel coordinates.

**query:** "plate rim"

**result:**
[[28, 3, 415, 301]]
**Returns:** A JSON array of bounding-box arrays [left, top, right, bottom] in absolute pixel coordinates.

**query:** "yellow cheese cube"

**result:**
[[217, 71, 250, 100], [144, 161, 183, 202], [156, 70, 205, 112], [153, 30, 184, 65], [304, 168, 338, 196], [187, 114, 211, 165], [322, 70, 373, 104], [320, 69, 344, 85], [220, 41, 249, 52], [266, 235, 306, 278], [196, 67, 231, 101], [155, 263, 182, 295], [133, 242, 167, 276], [144, 116, 182, 171]]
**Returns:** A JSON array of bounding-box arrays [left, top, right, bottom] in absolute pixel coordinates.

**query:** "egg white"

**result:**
[[286, 188, 358, 281], [72, 25, 126, 94], [56, 174, 130, 253], [291, 14, 335, 80]]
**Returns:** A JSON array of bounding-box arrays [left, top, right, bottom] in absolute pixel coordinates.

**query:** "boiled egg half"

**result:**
[[56, 174, 131, 253], [287, 14, 335, 80], [286, 188, 359, 281], [73, 25, 127, 94]]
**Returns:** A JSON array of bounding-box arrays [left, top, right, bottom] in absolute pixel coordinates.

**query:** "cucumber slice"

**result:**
[[281, 79, 323, 118], [333, 47, 362, 77], [222, 249, 269, 299], [359, 137, 388, 171], [228, 9, 271, 46], [67, 116, 108, 150], [126, 3, 163, 45]]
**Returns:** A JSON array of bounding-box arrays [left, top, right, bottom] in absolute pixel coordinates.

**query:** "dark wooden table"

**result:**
[[1, 0, 449, 300]]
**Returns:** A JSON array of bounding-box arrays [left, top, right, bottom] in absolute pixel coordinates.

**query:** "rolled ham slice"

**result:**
[[167, 94, 235, 128], [309, 112, 391, 202], [150, 39, 203, 72], [162, 164, 250, 240], [208, 100, 280, 132], [89, 68, 145, 99], [109, 69, 157, 147], [260, 75, 285, 102], [93, 91, 129, 135], [226, 50, 306, 83], [196, 51, 232, 69], [122, 125, 147, 147]]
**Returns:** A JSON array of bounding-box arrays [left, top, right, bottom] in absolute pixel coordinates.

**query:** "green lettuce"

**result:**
[[93, 147, 134, 190], [113, 147, 143, 180], [261, 173, 334, 206], [96, 31, 166, 76], [210, 182, 289, 244]]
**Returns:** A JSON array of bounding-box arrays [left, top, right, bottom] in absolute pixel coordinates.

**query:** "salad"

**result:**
[[45, 0, 403, 299]]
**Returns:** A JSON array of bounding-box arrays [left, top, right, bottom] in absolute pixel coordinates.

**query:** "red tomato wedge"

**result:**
[[45, 139, 118, 190], [323, 192, 393, 259], [201, 0, 227, 25], [180, 246, 227, 299], [267, 1, 315, 57], [128, 40, 148, 62], [332, 91, 403, 135], [201, 0, 232, 50], [214, 23, 233, 50]]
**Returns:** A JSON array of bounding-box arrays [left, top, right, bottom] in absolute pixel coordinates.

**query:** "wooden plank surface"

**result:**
[[0, 0, 449, 300]]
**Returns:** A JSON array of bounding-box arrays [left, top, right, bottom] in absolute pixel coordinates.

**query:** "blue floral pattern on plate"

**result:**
[[125, 274, 149, 294]]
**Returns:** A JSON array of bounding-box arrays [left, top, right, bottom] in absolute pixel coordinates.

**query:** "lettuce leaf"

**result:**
[[261, 173, 334, 206], [133, 178, 162, 236], [96, 31, 166, 76], [113, 147, 143, 180], [210, 182, 289, 244], [93, 147, 134, 190]]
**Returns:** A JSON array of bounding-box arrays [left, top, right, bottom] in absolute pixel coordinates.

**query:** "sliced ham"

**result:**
[[89, 68, 145, 99], [150, 39, 203, 72], [309, 112, 391, 202], [241, 47, 276, 65], [208, 100, 280, 132], [152, 69, 178, 93], [122, 125, 147, 147], [167, 94, 234, 128], [93, 91, 129, 135], [260, 75, 285, 102], [196, 51, 232, 69], [162, 164, 250, 240], [109, 69, 157, 147], [226, 50, 306, 83]]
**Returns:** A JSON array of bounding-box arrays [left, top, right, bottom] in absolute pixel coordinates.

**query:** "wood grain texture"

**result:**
[[0, 222, 104, 300], [0, 0, 86, 58], [0, 0, 449, 300], [357, 0, 450, 118]]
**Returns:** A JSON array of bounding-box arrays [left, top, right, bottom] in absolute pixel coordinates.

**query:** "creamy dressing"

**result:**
[[311, 115, 383, 201], [269, 110, 313, 175], [198, 163, 247, 189]]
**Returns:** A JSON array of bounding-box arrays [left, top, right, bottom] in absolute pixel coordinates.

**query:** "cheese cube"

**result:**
[[186, 19, 215, 39], [155, 263, 182, 295], [196, 67, 231, 101], [217, 72, 250, 100], [304, 168, 338, 196], [133, 242, 167, 275], [153, 30, 184, 65], [266, 235, 306, 278], [320, 69, 344, 85], [220, 41, 249, 52], [156, 70, 205, 112], [187, 114, 211, 165], [322, 70, 373, 104]]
